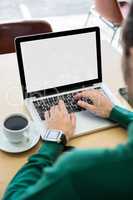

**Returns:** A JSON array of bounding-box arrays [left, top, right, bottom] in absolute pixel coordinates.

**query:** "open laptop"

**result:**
[[15, 27, 119, 138]]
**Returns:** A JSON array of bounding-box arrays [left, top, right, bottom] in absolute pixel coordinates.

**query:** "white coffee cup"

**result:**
[[3, 113, 30, 144]]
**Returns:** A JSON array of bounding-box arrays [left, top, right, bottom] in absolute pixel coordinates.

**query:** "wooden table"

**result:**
[[0, 41, 128, 198]]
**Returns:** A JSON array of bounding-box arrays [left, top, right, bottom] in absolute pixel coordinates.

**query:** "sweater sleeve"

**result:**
[[3, 106, 133, 200], [109, 105, 133, 129], [2, 141, 64, 200]]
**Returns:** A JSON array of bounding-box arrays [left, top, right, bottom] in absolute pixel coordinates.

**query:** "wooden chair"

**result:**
[[0, 20, 52, 54]]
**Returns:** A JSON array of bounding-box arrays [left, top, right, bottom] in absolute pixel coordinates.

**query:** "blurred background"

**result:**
[[0, 0, 91, 20], [0, 0, 130, 51]]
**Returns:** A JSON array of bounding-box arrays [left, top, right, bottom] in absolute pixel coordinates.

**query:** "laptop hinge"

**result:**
[[93, 83, 101, 87], [25, 96, 36, 101], [86, 83, 100, 88]]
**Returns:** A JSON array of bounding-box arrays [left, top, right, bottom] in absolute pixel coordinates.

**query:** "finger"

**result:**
[[74, 92, 83, 100], [70, 113, 76, 128], [74, 90, 90, 98], [82, 90, 97, 98], [58, 100, 68, 115], [83, 90, 102, 102], [49, 106, 55, 116], [74, 90, 95, 100], [45, 111, 50, 121], [50, 106, 55, 113], [77, 100, 96, 112], [54, 104, 59, 111], [86, 89, 104, 97]]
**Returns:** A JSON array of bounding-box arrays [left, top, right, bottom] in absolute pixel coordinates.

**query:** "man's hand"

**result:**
[[75, 89, 113, 118], [45, 100, 76, 142]]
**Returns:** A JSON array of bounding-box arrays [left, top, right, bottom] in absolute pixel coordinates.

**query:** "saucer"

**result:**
[[0, 122, 40, 153]]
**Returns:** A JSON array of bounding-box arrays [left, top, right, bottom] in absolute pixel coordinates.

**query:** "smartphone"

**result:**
[[119, 87, 132, 106]]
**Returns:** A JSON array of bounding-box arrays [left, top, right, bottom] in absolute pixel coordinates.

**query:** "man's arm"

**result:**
[[75, 89, 133, 129], [109, 105, 133, 128], [3, 92, 133, 200], [2, 142, 64, 200], [3, 100, 76, 200]]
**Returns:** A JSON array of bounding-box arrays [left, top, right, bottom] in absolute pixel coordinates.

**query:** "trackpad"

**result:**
[[75, 110, 115, 136]]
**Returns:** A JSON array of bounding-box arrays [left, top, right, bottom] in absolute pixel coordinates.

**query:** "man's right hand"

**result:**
[[45, 100, 76, 142], [75, 89, 113, 118]]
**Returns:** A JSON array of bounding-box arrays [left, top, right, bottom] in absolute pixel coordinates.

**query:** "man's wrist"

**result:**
[[43, 129, 67, 145]]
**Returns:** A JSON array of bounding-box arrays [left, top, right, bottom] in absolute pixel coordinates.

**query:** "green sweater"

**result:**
[[2, 106, 133, 200]]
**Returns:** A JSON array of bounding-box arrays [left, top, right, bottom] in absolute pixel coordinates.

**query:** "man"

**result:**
[[2, 2, 133, 200]]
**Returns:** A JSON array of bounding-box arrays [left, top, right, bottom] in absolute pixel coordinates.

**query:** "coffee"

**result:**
[[4, 115, 28, 131], [3, 114, 30, 143]]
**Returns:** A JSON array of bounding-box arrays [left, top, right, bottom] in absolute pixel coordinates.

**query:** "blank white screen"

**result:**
[[21, 32, 98, 93]]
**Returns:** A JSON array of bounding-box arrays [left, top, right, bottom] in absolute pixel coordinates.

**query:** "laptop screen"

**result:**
[[16, 27, 102, 98]]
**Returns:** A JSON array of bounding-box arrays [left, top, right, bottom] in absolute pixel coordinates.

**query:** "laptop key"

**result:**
[[33, 89, 100, 120], [81, 97, 93, 105]]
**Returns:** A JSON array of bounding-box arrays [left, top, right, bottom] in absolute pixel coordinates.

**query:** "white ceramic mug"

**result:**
[[3, 113, 30, 144]]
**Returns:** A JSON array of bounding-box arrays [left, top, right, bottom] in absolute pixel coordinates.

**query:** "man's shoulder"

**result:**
[[44, 145, 133, 192]]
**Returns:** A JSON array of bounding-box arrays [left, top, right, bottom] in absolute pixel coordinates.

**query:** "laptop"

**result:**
[[15, 27, 119, 138]]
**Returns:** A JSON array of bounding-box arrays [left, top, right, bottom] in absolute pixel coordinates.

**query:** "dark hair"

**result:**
[[122, 1, 133, 55]]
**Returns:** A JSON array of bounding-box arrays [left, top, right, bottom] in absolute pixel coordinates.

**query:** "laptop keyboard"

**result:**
[[33, 87, 101, 120]]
